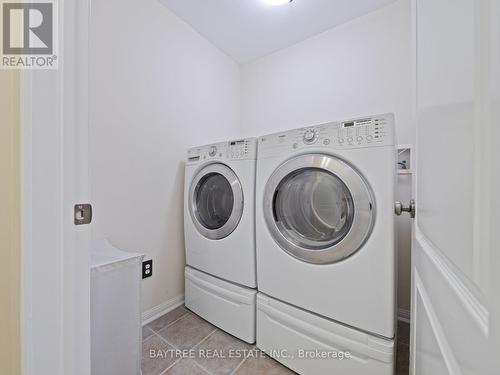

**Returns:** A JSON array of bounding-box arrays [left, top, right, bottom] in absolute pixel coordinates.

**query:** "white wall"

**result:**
[[240, 0, 414, 312], [91, 0, 414, 316], [90, 0, 240, 312]]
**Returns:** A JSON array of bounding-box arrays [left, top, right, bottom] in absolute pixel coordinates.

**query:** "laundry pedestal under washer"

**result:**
[[255, 114, 396, 373], [184, 138, 257, 343]]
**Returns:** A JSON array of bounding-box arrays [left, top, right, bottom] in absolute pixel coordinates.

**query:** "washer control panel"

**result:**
[[259, 114, 394, 154], [187, 138, 257, 163], [228, 139, 252, 159]]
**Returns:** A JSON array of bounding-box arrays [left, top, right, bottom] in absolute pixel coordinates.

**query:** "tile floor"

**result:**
[[142, 305, 410, 375]]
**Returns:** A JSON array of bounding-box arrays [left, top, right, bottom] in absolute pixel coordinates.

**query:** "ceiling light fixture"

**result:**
[[261, 0, 293, 6]]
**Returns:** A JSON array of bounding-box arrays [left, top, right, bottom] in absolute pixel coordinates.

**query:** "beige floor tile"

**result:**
[[142, 311, 411, 375], [147, 306, 189, 332], [143, 326, 155, 340], [164, 359, 209, 375], [193, 329, 253, 375], [234, 353, 295, 375], [157, 312, 216, 350], [141, 335, 179, 375]]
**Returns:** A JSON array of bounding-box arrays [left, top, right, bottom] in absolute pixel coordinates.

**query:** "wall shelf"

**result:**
[[397, 144, 412, 175]]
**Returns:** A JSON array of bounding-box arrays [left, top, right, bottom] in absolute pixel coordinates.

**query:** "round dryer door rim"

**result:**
[[262, 153, 376, 264], [189, 162, 244, 240]]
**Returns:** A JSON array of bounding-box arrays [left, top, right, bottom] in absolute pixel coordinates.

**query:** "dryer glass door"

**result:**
[[274, 168, 354, 250], [264, 154, 375, 264], [196, 173, 234, 230], [190, 163, 243, 240]]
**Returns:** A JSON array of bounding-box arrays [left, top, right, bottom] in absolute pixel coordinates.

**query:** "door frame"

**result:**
[[409, 0, 418, 371], [19, 0, 91, 374]]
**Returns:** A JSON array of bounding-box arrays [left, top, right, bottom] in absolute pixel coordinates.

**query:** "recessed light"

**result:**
[[261, 0, 293, 6]]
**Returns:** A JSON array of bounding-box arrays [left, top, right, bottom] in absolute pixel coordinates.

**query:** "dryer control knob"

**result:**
[[303, 129, 317, 143], [208, 146, 217, 157]]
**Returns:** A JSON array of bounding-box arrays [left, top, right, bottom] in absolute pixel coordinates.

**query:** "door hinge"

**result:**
[[74, 204, 92, 225]]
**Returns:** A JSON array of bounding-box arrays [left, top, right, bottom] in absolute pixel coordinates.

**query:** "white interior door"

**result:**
[[411, 0, 500, 374], [20, 0, 91, 374]]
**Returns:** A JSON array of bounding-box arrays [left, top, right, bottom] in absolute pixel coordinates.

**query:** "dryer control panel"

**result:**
[[259, 114, 395, 154], [187, 138, 257, 164]]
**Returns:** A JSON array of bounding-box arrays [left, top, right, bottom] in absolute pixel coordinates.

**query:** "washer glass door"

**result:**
[[190, 163, 243, 240], [264, 154, 375, 264]]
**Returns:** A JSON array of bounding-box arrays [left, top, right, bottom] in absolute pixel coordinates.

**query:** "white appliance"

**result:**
[[255, 114, 396, 374], [90, 239, 144, 375], [184, 138, 257, 343]]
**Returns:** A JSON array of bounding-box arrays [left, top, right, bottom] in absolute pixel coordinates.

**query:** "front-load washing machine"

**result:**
[[184, 138, 257, 343], [255, 114, 396, 374]]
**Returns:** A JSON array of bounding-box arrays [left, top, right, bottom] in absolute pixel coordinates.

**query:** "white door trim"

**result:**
[[20, 0, 91, 374], [415, 228, 488, 334], [413, 270, 462, 375]]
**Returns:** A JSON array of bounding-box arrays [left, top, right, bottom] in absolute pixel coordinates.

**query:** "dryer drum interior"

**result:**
[[195, 172, 235, 230]]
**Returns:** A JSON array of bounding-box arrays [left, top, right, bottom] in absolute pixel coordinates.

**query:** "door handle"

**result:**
[[394, 199, 415, 218]]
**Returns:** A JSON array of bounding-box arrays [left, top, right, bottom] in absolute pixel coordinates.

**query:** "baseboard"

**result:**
[[142, 294, 185, 326], [398, 308, 410, 323]]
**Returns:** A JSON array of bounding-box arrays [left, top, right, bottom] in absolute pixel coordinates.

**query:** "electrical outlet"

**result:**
[[142, 259, 153, 279]]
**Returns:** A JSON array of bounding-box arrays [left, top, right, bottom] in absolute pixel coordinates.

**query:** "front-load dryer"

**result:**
[[255, 114, 396, 374], [184, 138, 257, 343]]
